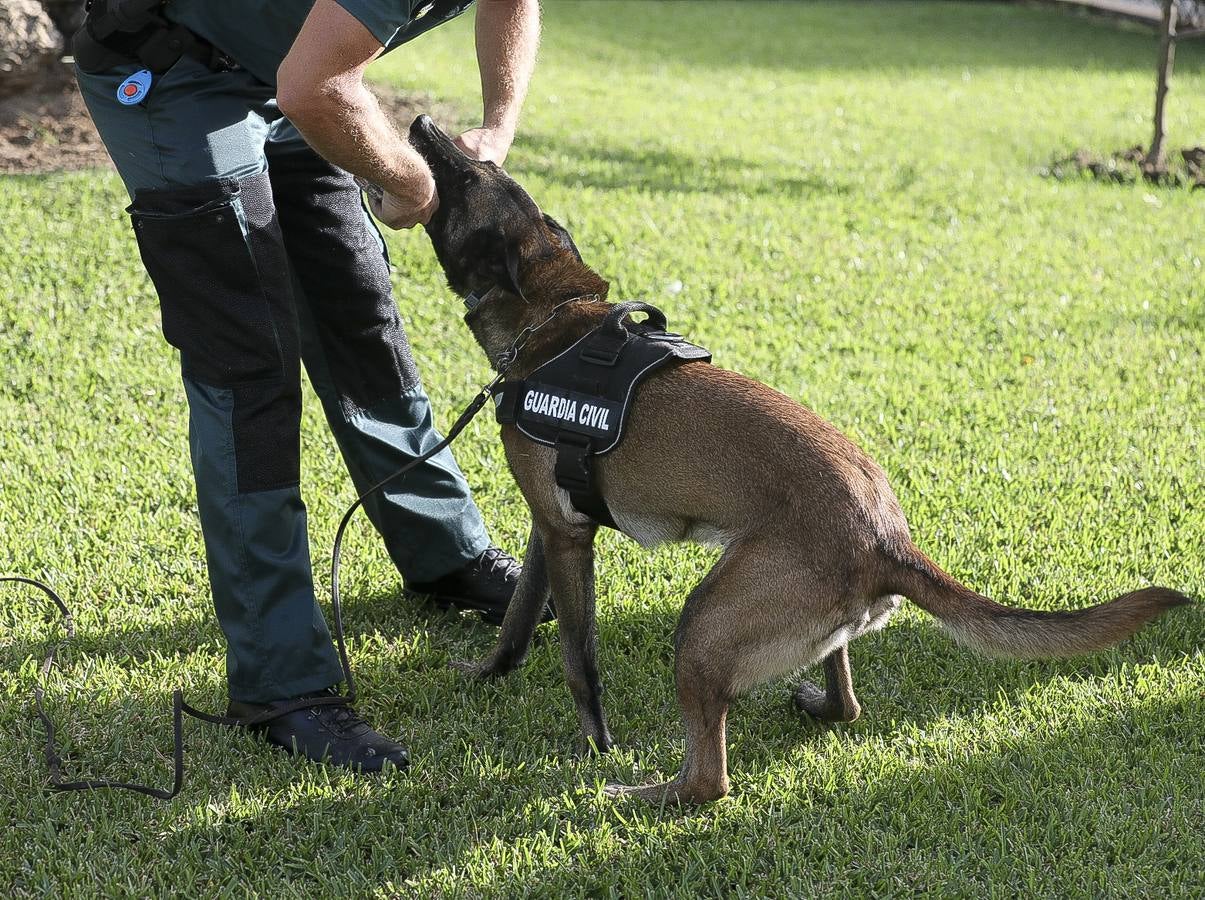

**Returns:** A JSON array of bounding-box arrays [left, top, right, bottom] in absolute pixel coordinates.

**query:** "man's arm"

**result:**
[[277, 1, 436, 228], [455, 0, 541, 166]]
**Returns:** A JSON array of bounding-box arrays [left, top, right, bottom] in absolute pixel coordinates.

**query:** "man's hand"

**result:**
[[277, 0, 537, 227], [470, 0, 539, 165], [370, 178, 439, 229], [455, 126, 514, 166]]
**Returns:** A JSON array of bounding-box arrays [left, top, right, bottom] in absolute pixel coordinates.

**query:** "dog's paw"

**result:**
[[793, 680, 860, 724], [792, 680, 829, 720], [602, 782, 636, 800], [603, 779, 726, 805], [448, 659, 500, 680], [580, 731, 616, 756]]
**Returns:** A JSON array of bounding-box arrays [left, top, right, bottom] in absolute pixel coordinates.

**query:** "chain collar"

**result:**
[[493, 293, 603, 373]]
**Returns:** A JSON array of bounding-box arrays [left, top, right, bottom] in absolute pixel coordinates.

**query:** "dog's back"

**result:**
[[599, 362, 911, 561]]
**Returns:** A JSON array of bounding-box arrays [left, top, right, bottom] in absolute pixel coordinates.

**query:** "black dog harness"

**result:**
[[493, 302, 710, 528]]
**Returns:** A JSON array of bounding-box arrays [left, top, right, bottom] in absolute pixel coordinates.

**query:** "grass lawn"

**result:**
[[2, 1, 1203, 895]]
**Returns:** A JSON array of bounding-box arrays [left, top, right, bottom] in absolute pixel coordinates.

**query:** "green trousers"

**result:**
[[77, 57, 490, 702]]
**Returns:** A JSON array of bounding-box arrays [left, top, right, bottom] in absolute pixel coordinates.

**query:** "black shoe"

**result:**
[[227, 689, 409, 774], [406, 546, 555, 626]]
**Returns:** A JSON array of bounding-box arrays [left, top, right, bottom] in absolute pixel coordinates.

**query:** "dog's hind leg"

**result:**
[[604, 641, 733, 805], [542, 521, 613, 753], [606, 541, 836, 805], [793, 645, 860, 723], [452, 525, 549, 679], [607, 544, 795, 804], [604, 552, 745, 805], [795, 592, 898, 724]]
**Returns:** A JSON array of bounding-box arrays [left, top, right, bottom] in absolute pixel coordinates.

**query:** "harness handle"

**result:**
[[601, 302, 667, 336]]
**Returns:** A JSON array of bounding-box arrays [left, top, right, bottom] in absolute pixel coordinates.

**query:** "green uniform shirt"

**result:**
[[166, 0, 474, 86]]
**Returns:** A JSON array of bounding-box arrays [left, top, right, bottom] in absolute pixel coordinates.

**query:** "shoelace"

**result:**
[[302, 688, 373, 737], [476, 547, 520, 579], [305, 700, 372, 737]]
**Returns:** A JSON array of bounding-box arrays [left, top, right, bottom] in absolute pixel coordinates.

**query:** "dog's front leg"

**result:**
[[451, 524, 549, 679], [542, 521, 614, 753]]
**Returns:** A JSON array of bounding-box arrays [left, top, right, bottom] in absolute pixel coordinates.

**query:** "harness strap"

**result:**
[[554, 434, 617, 529], [492, 380, 522, 426]]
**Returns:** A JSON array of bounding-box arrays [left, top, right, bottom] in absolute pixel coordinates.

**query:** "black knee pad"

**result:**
[[267, 148, 420, 412], [129, 174, 302, 492]]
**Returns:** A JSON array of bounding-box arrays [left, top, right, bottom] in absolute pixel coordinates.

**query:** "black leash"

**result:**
[[0, 576, 185, 800], [3, 372, 504, 799], [5, 291, 588, 800]]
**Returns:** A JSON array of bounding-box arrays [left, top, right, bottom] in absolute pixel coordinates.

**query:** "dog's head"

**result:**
[[408, 115, 585, 303]]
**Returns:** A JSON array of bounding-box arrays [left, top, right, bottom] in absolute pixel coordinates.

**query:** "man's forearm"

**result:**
[[475, 0, 540, 137], [277, 0, 435, 222], [282, 75, 432, 208]]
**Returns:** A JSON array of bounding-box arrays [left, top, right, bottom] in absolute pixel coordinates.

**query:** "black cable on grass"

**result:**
[[3, 372, 504, 799]]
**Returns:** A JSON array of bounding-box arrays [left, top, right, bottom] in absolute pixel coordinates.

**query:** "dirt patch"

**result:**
[[0, 75, 107, 174], [1042, 145, 1205, 189], [0, 73, 471, 176]]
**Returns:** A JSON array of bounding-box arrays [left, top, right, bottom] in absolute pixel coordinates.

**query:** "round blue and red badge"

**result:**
[[116, 69, 153, 106]]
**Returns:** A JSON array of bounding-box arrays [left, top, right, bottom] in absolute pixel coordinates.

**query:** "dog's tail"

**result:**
[[883, 542, 1191, 658]]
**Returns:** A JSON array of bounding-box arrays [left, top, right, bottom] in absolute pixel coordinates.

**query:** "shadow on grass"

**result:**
[[4, 578, 1198, 893], [516, 133, 854, 198], [0, 578, 480, 674], [518, 131, 857, 198], [140, 628, 1201, 895], [0, 615, 213, 675]]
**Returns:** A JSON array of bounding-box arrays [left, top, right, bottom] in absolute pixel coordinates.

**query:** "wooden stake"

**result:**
[[1144, 0, 1179, 177]]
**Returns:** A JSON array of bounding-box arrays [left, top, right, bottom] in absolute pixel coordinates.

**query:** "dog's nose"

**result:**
[[409, 115, 469, 173], [410, 115, 442, 147]]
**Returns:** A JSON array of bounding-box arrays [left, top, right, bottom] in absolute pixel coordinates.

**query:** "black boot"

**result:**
[[406, 547, 555, 626], [227, 689, 409, 774]]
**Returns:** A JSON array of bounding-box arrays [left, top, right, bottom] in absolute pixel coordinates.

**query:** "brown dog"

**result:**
[[408, 116, 1191, 804]]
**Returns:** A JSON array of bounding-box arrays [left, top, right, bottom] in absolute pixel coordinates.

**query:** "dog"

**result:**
[[407, 115, 1191, 804]]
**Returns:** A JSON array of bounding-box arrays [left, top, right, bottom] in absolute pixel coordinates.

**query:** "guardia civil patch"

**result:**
[[116, 69, 153, 106], [515, 385, 620, 442]]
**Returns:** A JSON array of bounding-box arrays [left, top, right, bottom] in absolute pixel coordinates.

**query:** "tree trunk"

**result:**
[[1144, 0, 1179, 177]]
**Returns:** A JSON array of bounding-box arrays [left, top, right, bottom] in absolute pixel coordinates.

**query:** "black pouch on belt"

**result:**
[[73, 0, 235, 75]]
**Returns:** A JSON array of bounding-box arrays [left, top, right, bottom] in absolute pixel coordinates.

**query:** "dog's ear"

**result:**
[[542, 213, 582, 262], [505, 238, 523, 297], [458, 227, 520, 292]]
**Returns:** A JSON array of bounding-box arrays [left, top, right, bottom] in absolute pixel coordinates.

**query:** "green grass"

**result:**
[[2, 1, 1203, 895]]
